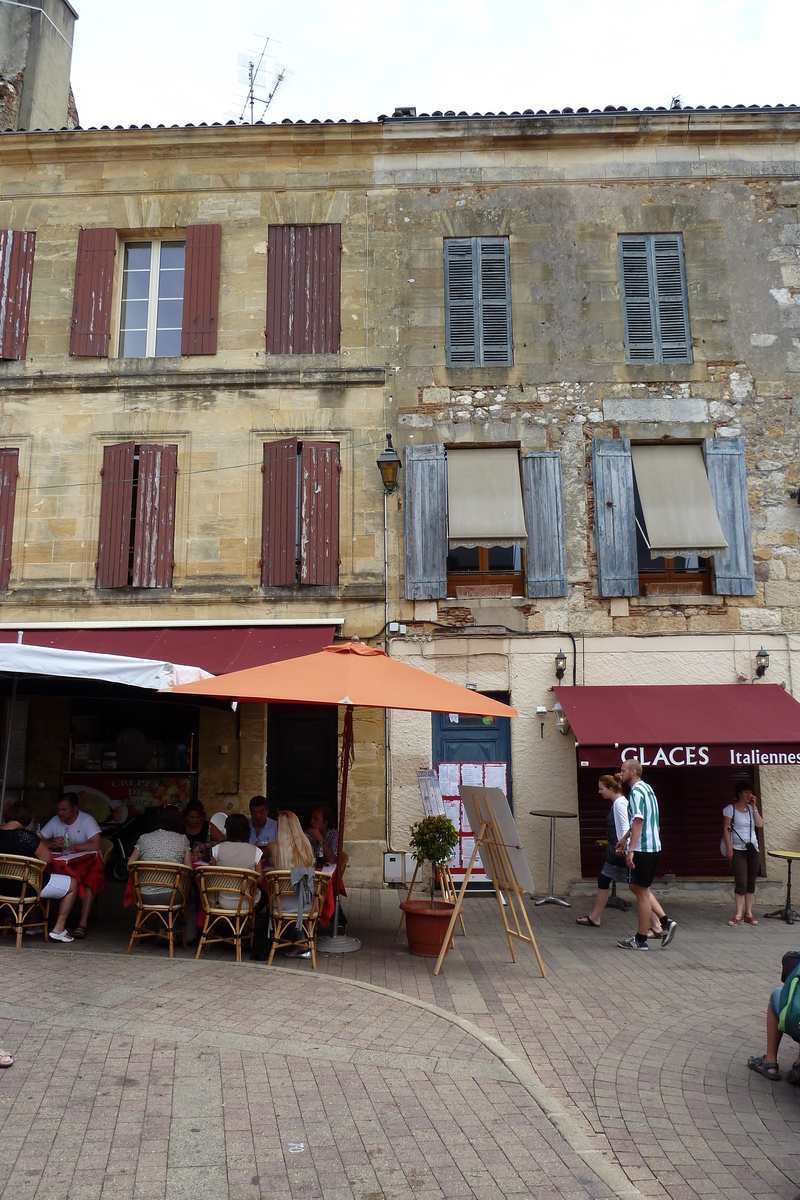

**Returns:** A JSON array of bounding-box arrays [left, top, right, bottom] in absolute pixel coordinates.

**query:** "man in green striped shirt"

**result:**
[[615, 759, 677, 951]]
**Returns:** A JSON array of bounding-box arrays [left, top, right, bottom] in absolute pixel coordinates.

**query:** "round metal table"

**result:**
[[530, 810, 577, 907], [764, 849, 800, 925]]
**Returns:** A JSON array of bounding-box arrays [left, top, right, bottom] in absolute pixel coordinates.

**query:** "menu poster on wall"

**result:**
[[436, 761, 509, 878], [417, 768, 446, 818], [62, 774, 193, 824]]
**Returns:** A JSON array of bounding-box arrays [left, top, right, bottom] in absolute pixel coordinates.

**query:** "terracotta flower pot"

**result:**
[[399, 899, 455, 957]]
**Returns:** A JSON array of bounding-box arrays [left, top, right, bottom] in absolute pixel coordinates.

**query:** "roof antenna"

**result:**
[[235, 38, 285, 124]]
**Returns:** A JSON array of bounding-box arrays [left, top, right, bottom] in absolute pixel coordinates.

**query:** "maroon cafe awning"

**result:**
[[0, 624, 336, 678], [554, 684, 800, 769]]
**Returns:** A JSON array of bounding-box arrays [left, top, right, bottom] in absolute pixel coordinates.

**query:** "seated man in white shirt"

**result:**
[[41, 795, 102, 939], [248, 796, 277, 849]]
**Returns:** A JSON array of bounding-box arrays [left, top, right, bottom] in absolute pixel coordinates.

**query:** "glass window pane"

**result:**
[[124, 243, 152, 271], [159, 242, 185, 270], [447, 545, 480, 571], [157, 268, 184, 299], [120, 298, 148, 327], [120, 328, 147, 358], [121, 269, 150, 301], [154, 328, 181, 357], [487, 545, 517, 570], [156, 297, 183, 329]]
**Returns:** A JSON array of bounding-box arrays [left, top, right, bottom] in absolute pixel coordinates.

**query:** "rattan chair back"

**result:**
[[264, 869, 331, 968], [126, 861, 192, 958], [0, 853, 50, 948], [194, 866, 261, 963]]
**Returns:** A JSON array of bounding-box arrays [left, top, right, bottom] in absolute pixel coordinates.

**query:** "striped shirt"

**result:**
[[627, 780, 661, 853]]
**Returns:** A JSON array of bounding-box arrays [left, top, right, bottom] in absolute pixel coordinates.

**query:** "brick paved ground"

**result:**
[[1, 884, 799, 1200]]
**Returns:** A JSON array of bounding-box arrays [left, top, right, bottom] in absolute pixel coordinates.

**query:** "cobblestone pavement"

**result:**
[[1, 885, 799, 1200]]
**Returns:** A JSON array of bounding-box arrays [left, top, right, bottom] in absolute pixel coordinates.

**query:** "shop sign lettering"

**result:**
[[621, 746, 710, 766]]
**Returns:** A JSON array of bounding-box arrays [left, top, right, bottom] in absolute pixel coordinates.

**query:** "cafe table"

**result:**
[[764, 849, 800, 925], [50, 848, 106, 899], [530, 809, 577, 906]]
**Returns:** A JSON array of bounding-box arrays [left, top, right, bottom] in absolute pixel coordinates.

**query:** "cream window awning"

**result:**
[[447, 448, 528, 548], [631, 444, 728, 559]]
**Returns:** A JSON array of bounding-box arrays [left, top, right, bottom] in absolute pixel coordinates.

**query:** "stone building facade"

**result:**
[[2, 104, 800, 887]]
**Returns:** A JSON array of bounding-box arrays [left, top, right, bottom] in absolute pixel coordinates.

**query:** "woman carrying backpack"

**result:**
[[722, 781, 764, 926]]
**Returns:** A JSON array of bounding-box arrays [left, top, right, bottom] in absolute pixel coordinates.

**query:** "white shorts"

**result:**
[[41, 875, 73, 900]]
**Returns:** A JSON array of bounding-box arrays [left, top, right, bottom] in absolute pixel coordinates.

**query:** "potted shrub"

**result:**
[[399, 815, 459, 957]]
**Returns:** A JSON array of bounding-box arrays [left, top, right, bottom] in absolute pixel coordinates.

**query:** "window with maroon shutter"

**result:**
[[70, 228, 116, 357], [181, 224, 221, 356], [261, 439, 340, 586], [0, 448, 19, 591], [96, 442, 177, 589], [0, 232, 36, 361], [266, 225, 341, 355]]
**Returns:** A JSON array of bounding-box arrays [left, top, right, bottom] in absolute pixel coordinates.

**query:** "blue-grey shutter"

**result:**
[[653, 235, 691, 363], [404, 444, 447, 600], [592, 439, 638, 597], [704, 437, 755, 596], [478, 238, 512, 366], [619, 236, 656, 363], [521, 452, 567, 597], [444, 240, 478, 366]]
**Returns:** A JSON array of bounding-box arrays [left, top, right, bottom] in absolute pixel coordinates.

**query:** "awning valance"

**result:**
[[631, 444, 728, 559], [553, 684, 800, 769], [0, 644, 212, 691], [447, 448, 527, 548], [0, 623, 337, 677]]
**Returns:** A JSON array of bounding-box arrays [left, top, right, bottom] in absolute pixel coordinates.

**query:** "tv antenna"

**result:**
[[237, 38, 285, 124]]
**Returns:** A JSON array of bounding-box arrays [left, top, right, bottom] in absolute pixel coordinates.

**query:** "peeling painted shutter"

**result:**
[[132, 444, 178, 589], [181, 224, 221, 356], [704, 437, 756, 596], [0, 448, 19, 591], [70, 228, 116, 357], [444, 238, 512, 367], [300, 442, 340, 586], [404, 444, 447, 600], [0, 231, 35, 360], [521, 452, 567, 597], [97, 442, 135, 589], [262, 437, 299, 586], [619, 234, 691, 365], [266, 225, 341, 354], [592, 438, 638, 597]]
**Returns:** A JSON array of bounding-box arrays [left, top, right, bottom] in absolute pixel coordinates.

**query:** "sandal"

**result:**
[[744, 914, 758, 925], [748, 1055, 781, 1081], [787, 1062, 800, 1086], [576, 916, 600, 927], [728, 916, 743, 926], [647, 929, 662, 939], [72, 926, 87, 940], [0, 1050, 13, 1068]]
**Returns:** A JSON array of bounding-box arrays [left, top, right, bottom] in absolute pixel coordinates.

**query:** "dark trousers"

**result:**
[[732, 846, 760, 895]]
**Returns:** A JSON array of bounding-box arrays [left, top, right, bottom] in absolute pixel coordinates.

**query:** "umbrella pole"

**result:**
[[317, 704, 361, 954]]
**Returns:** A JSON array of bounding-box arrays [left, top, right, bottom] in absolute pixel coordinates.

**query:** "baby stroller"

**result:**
[[100, 807, 144, 881]]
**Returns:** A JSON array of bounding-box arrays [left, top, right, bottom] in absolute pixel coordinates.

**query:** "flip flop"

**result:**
[[748, 1055, 780, 1081], [575, 916, 600, 927], [72, 926, 87, 940], [0, 1050, 13, 1068]]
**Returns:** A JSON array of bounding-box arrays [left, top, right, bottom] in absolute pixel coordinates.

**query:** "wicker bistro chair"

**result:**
[[0, 854, 50, 948], [264, 869, 331, 968], [126, 862, 192, 958], [194, 866, 261, 963]]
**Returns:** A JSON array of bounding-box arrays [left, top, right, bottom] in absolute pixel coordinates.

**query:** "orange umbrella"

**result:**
[[171, 642, 518, 948]]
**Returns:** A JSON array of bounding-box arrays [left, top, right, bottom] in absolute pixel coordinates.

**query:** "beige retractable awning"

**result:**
[[447, 448, 528, 547], [631, 444, 728, 559]]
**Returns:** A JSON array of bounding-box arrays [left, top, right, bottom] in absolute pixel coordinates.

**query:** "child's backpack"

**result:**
[[778, 957, 800, 1042]]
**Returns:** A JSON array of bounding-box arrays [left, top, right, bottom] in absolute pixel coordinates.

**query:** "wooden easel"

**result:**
[[434, 798, 546, 978], [396, 860, 467, 938]]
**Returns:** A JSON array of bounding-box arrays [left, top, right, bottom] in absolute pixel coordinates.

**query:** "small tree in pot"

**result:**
[[400, 815, 459, 957]]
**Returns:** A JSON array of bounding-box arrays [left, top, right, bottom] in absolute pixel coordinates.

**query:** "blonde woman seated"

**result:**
[[210, 813, 263, 909], [265, 811, 316, 957]]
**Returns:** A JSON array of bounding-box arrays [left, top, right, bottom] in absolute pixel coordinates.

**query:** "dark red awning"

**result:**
[[0, 624, 336, 678], [553, 684, 800, 769]]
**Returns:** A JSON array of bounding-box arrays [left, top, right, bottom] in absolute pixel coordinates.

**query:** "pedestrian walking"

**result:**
[[722, 781, 763, 926], [576, 773, 630, 928], [615, 758, 677, 950]]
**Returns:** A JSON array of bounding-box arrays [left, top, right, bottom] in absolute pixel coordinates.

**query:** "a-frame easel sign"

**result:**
[[434, 785, 546, 978]]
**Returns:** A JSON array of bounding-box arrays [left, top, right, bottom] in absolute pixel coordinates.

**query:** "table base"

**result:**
[[316, 933, 362, 954], [535, 894, 571, 908], [763, 907, 799, 925]]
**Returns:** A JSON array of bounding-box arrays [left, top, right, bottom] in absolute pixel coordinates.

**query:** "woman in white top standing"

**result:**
[[723, 781, 764, 926]]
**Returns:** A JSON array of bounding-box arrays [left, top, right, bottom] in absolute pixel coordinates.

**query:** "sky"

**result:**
[[68, 0, 799, 130]]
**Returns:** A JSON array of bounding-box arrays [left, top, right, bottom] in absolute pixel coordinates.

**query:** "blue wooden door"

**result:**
[[432, 691, 513, 810]]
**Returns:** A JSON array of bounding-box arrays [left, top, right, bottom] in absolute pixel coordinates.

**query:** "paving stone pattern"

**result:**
[[1, 886, 799, 1200]]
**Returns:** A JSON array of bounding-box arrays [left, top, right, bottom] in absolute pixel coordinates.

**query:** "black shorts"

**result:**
[[630, 851, 659, 889]]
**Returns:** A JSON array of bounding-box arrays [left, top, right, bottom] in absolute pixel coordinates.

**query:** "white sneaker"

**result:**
[[616, 935, 649, 950], [49, 929, 74, 943]]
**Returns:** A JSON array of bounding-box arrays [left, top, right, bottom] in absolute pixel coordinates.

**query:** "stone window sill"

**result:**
[[630, 594, 724, 607]]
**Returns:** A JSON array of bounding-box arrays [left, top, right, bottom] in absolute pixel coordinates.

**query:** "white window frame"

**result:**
[[117, 238, 185, 359]]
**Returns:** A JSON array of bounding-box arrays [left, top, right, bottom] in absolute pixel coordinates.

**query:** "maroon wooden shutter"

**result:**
[[0, 231, 36, 361], [266, 224, 341, 354], [261, 438, 298, 586], [181, 224, 221, 356], [300, 442, 340, 586], [0, 448, 19, 590], [132, 444, 178, 588], [97, 442, 135, 588], [69, 228, 116, 357]]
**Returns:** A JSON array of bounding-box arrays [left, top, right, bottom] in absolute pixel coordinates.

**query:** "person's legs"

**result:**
[[630, 882, 652, 937], [750, 988, 785, 1079], [731, 850, 747, 921], [744, 847, 760, 922], [579, 872, 612, 926], [52, 878, 78, 934], [77, 886, 94, 932]]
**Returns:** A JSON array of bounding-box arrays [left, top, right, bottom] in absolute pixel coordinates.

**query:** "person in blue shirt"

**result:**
[[248, 795, 277, 848]]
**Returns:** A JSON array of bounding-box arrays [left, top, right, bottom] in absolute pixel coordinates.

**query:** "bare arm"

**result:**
[[183, 849, 194, 868], [722, 814, 734, 859], [618, 816, 643, 862], [128, 847, 141, 865], [34, 838, 52, 865]]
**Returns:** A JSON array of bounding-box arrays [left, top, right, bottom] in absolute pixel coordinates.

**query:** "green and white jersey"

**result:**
[[628, 780, 661, 853]]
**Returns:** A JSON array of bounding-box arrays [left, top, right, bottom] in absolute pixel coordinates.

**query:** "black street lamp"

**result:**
[[376, 434, 402, 494]]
